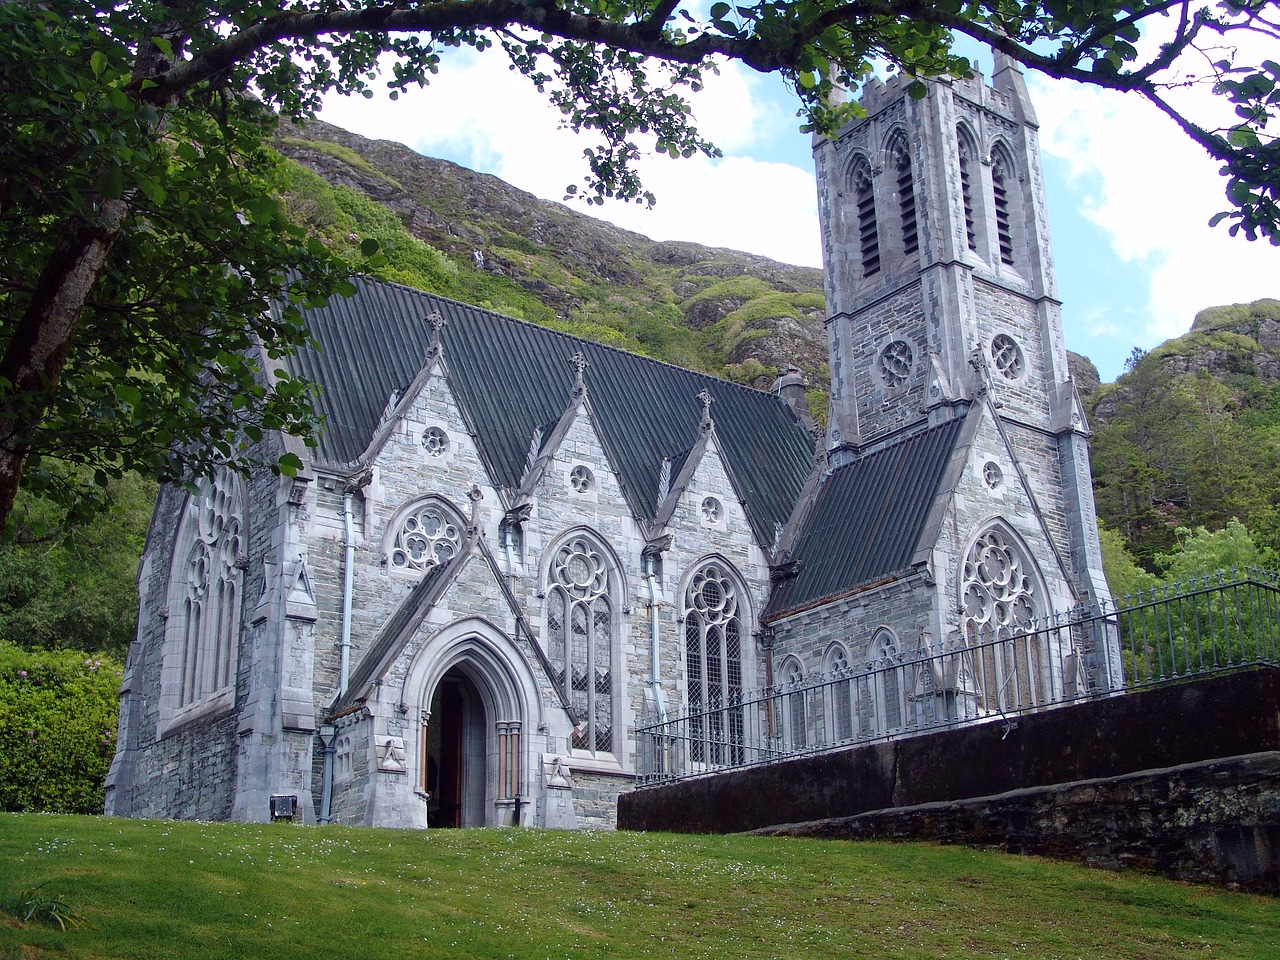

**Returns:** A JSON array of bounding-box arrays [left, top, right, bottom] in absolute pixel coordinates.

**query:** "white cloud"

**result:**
[[318, 50, 821, 267], [1031, 63, 1278, 349]]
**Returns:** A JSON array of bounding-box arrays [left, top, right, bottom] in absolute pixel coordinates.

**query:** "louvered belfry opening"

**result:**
[[992, 154, 1016, 265], [853, 158, 880, 275], [958, 130, 978, 250], [893, 138, 918, 256]]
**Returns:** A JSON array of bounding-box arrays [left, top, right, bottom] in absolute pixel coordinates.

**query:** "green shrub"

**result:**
[[0, 644, 122, 814]]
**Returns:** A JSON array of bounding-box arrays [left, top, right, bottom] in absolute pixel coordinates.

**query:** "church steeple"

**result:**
[[812, 58, 1111, 608], [813, 62, 1072, 457]]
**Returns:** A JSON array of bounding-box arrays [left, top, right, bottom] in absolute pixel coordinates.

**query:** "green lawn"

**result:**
[[1, 813, 1275, 959]]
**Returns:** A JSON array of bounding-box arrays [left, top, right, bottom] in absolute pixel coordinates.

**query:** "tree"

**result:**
[[0, 643, 123, 813], [0, 471, 155, 656], [3, 0, 1278, 531]]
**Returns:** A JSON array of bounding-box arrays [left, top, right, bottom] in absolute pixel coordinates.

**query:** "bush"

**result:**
[[0, 644, 122, 814]]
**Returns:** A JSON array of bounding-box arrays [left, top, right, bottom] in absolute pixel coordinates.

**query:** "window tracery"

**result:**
[[546, 534, 614, 753], [684, 561, 745, 764], [389, 499, 464, 572], [823, 643, 855, 743], [962, 528, 1037, 644], [878, 340, 913, 388], [990, 334, 1025, 380], [779, 657, 807, 749], [422, 426, 449, 457], [168, 469, 245, 715]]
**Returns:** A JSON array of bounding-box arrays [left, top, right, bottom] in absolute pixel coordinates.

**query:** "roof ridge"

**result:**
[[357, 275, 792, 402]]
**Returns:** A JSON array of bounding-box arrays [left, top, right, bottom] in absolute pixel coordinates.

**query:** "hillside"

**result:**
[[275, 122, 829, 407], [2, 814, 1277, 959], [1086, 299, 1280, 566]]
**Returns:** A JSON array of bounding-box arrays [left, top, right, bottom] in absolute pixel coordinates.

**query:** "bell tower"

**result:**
[[813, 54, 1111, 607]]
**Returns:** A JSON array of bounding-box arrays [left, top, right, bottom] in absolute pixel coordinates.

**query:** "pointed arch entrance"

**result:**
[[404, 618, 541, 828], [423, 668, 486, 828]]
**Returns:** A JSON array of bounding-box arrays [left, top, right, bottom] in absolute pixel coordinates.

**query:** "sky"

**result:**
[[318, 41, 1278, 384]]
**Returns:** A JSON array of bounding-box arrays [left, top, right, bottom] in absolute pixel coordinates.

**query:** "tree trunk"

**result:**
[[0, 198, 126, 531]]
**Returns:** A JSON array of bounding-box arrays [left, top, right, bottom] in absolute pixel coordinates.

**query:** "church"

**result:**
[[104, 55, 1112, 828]]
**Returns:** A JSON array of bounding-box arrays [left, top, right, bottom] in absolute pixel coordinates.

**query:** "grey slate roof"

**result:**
[[284, 277, 814, 545], [764, 418, 964, 622]]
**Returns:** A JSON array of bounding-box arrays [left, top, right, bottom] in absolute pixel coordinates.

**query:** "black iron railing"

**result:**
[[636, 567, 1280, 785]]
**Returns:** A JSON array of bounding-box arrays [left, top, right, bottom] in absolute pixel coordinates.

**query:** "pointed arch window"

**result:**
[[957, 127, 979, 251], [991, 149, 1018, 266], [684, 561, 746, 764], [823, 643, 854, 743], [163, 469, 245, 728], [888, 132, 919, 256], [962, 525, 1053, 712], [869, 629, 905, 735], [851, 157, 880, 276], [778, 657, 807, 750], [546, 534, 615, 754]]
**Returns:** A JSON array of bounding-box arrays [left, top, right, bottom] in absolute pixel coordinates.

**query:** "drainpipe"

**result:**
[[339, 491, 355, 697], [644, 554, 668, 723]]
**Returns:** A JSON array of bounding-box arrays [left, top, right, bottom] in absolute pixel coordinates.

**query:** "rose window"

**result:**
[[390, 502, 463, 571], [879, 340, 913, 388], [689, 565, 737, 625], [701, 497, 722, 523], [990, 335, 1024, 380], [569, 464, 595, 494], [553, 538, 608, 601], [422, 427, 448, 457], [983, 461, 1003, 489], [962, 528, 1036, 643]]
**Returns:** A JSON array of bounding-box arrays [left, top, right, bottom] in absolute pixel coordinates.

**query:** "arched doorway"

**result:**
[[423, 668, 487, 828]]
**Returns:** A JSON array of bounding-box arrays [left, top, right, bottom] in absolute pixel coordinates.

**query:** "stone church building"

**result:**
[[105, 57, 1112, 828]]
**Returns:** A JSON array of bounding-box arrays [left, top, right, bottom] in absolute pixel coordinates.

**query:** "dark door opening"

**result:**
[[424, 669, 486, 828]]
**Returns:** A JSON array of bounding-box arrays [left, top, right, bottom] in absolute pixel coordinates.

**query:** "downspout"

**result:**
[[644, 553, 668, 723], [339, 490, 355, 697], [503, 520, 516, 581]]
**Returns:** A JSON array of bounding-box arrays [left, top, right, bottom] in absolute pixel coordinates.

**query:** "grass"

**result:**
[[1, 814, 1276, 959]]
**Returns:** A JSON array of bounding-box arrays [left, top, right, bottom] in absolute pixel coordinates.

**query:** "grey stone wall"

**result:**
[[618, 668, 1280, 864], [758, 754, 1280, 894]]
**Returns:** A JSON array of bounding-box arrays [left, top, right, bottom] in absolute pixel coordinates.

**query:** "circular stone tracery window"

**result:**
[[982, 461, 1003, 490], [569, 464, 595, 494], [990, 335, 1024, 380], [422, 426, 449, 457], [390, 502, 463, 571], [878, 340, 913, 388], [553, 537, 609, 601], [701, 497, 723, 523], [961, 528, 1036, 642]]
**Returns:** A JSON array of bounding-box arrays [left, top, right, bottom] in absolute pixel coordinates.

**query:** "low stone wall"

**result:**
[[618, 668, 1280, 890], [759, 753, 1280, 893]]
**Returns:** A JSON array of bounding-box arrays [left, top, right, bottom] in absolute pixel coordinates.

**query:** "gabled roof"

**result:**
[[332, 556, 459, 714], [764, 417, 964, 622], [284, 277, 813, 544]]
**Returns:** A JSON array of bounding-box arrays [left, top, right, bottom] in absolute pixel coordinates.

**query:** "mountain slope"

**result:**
[[275, 122, 829, 402]]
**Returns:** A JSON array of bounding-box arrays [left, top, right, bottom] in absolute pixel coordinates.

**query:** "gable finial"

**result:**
[[568, 352, 588, 398], [696, 388, 714, 432], [425, 310, 445, 357]]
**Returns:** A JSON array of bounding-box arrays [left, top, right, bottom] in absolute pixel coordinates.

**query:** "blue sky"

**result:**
[[320, 45, 1277, 384]]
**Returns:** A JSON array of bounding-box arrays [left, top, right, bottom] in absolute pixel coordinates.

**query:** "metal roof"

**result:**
[[284, 277, 814, 544], [764, 418, 963, 622]]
